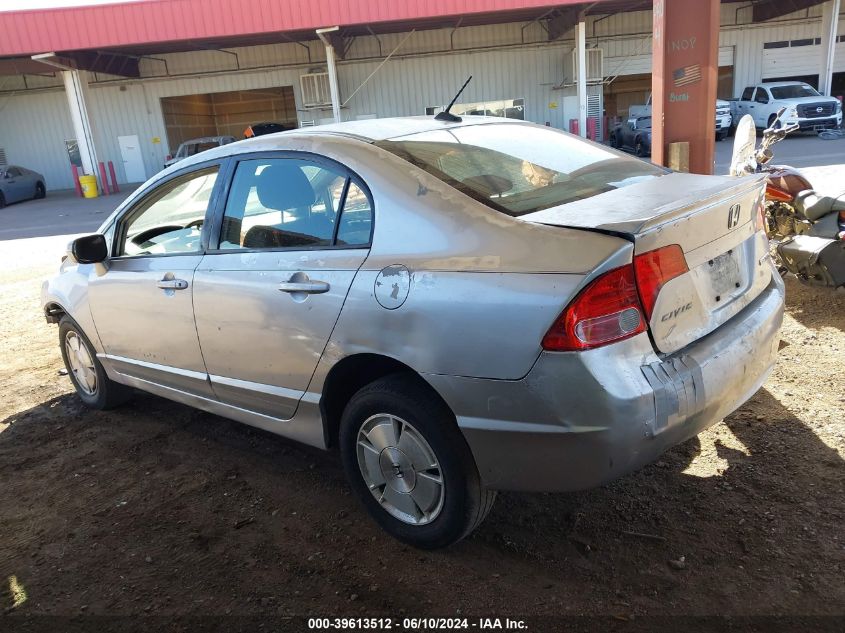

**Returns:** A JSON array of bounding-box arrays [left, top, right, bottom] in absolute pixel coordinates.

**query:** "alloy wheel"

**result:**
[[65, 331, 97, 395], [356, 413, 445, 525]]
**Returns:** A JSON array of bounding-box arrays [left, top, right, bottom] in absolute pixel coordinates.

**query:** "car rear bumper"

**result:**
[[425, 273, 784, 492]]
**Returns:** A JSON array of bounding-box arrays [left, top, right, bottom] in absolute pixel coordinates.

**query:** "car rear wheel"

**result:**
[[0, 192, 5, 209], [59, 316, 132, 410], [339, 374, 496, 549], [34, 182, 46, 199]]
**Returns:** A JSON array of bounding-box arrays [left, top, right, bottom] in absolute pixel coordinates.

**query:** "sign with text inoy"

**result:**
[[651, 0, 720, 174]]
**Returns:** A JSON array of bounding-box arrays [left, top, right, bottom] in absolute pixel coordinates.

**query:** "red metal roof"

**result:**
[[0, 0, 586, 57]]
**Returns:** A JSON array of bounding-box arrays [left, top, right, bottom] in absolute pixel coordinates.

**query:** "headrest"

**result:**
[[255, 163, 315, 210]]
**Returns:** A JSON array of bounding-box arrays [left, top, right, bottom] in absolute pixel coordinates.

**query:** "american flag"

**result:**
[[673, 64, 701, 87]]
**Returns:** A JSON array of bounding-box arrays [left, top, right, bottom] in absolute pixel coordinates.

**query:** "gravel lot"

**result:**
[[1, 224, 844, 628]]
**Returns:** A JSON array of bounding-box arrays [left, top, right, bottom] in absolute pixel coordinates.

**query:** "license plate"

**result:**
[[709, 250, 741, 298]]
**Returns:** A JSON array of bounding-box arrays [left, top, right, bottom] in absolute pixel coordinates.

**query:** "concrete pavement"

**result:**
[[0, 187, 136, 241]]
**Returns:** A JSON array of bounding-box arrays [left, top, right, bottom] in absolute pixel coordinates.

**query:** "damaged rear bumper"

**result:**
[[425, 275, 784, 492]]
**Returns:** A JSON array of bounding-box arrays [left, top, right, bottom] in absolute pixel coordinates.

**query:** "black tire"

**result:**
[[716, 131, 726, 142], [59, 316, 132, 410], [635, 138, 646, 157], [34, 181, 46, 199], [339, 374, 496, 549], [0, 192, 5, 209], [609, 133, 619, 149]]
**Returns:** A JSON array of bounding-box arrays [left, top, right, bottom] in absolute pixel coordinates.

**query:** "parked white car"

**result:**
[[731, 82, 842, 131], [716, 99, 732, 140], [629, 99, 732, 140]]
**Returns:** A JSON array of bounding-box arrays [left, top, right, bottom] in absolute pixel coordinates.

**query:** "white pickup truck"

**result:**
[[629, 99, 733, 140], [731, 81, 842, 131]]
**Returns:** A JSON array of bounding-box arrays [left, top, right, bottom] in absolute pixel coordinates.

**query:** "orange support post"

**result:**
[[651, 0, 720, 174]]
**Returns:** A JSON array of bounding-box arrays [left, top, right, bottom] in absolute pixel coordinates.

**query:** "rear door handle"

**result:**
[[278, 280, 330, 294], [157, 278, 189, 290]]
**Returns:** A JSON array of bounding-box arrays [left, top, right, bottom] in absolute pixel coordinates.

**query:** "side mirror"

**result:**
[[71, 234, 108, 264]]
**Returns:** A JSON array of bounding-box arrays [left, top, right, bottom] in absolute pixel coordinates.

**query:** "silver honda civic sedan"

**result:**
[[43, 116, 784, 548]]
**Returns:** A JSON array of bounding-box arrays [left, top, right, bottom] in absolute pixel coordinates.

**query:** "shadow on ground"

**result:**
[[0, 382, 843, 619]]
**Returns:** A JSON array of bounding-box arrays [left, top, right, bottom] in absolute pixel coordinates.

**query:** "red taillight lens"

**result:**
[[765, 183, 793, 203], [165, 154, 172, 161], [542, 266, 646, 351], [633, 244, 689, 321]]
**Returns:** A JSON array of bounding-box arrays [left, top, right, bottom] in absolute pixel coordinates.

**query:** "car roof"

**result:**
[[289, 115, 518, 142], [759, 81, 813, 88], [180, 136, 234, 144]]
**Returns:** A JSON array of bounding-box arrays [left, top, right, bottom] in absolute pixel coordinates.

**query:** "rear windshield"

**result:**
[[769, 85, 820, 99], [376, 123, 665, 217]]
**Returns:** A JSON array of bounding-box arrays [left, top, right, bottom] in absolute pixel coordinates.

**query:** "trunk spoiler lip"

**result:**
[[521, 172, 766, 237]]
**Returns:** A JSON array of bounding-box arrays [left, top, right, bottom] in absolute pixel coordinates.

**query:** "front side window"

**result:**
[[376, 123, 665, 217], [119, 167, 218, 256], [754, 89, 770, 104], [219, 158, 372, 250]]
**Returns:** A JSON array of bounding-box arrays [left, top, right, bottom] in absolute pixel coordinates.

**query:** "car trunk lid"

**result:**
[[522, 172, 771, 355]]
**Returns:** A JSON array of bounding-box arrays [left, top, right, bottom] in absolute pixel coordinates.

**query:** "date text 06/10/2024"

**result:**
[[307, 617, 528, 630]]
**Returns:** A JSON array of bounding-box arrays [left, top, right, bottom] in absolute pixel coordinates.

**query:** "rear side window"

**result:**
[[219, 158, 372, 250], [376, 123, 665, 217], [741, 87, 754, 101]]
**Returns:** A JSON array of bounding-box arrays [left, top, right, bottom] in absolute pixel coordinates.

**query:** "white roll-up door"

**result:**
[[763, 40, 845, 78], [605, 45, 734, 78]]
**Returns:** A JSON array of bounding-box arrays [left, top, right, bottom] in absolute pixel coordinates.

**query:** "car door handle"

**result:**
[[278, 280, 330, 294], [157, 278, 189, 290]]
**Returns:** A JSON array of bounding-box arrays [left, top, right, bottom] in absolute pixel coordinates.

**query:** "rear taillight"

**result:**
[[633, 244, 689, 321], [541, 266, 646, 351]]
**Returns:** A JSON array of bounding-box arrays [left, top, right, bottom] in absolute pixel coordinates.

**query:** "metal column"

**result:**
[[317, 26, 342, 124], [651, 0, 720, 174], [62, 70, 99, 178], [819, 0, 841, 96], [575, 18, 588, 138]]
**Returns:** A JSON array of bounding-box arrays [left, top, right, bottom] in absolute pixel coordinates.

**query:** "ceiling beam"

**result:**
[[547, 6, 583, 41], [753, 0, 828, 22]]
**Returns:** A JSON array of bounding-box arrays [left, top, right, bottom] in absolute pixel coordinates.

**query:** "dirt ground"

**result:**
[[1, 250, 844, 628]]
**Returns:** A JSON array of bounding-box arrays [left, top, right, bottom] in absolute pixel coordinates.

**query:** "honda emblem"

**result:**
[[727, 203, 741, 229]]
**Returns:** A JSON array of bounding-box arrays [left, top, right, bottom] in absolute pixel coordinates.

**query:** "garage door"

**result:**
[[763, 41, 845, 79], [604, 45, 734, 77]]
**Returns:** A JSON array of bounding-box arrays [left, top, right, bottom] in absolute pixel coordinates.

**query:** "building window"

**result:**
[[763, 41, 789, 49], [790, 38, 814, 47], [425, 98, 524, 120]]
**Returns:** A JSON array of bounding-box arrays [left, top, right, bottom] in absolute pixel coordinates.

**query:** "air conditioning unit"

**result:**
[[300, 72, 332, 107], [0, 148, 6, 166], [571, 47, 604, 84]]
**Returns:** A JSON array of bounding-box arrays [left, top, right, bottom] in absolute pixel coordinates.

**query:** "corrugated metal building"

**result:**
[[0, 1, 842, 189]]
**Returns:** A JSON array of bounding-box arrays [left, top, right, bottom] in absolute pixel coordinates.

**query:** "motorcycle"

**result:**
[[730, 110, 845, 288]]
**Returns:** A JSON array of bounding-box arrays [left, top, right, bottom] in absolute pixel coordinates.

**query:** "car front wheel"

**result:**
[[34, 182, 46, 199], [59, 316, 132, 409], [339, 374, 496, 549], [635, 139, 647, 157]]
